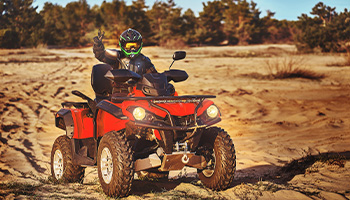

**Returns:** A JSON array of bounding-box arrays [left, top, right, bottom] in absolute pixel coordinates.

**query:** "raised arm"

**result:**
[[92, 30, 120, 69]]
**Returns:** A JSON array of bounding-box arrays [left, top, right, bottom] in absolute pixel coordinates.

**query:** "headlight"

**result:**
[[206, 105, 219, 118], [133, 107, 146, 120]]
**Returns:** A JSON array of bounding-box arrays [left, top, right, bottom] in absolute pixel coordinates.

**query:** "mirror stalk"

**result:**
[[169, 60, 175, 70]]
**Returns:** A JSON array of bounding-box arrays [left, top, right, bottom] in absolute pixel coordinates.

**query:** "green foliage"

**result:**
[[193, 0, 294, 46], [0, 29, 20, 48], [196, 1, 225, 45], [146, 0, 185, 46], [63, 0, 94, 46], [0, 0, 43, 48], [40, 3, 65, 45], [181, 9, 198, 44], [124, 0, 151, 43], [296, 2, 350, 53], [223, 0, 259, 44], [98, 0, 128, 40], [0, 0, 300, 48]]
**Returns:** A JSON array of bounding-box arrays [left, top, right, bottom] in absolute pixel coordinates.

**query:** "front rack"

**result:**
[[111, 95, 217, 134], [111, 95, 216, 103]]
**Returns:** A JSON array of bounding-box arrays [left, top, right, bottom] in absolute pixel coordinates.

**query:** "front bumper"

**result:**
[[133, 117, 221, 131]]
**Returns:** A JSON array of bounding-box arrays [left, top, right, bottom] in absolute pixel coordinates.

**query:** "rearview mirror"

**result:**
[[173, 51, 186, 61], [163, 69, 188, 83]]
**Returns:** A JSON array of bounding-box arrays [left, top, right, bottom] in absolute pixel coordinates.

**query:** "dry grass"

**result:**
[[265, 56, 325, 80], [0, 182, 40, 197], [241, 56, 326, 80]]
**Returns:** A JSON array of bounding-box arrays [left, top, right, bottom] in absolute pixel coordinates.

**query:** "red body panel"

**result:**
[[71, 108, 94, 139], [156, 103, 196, 116], [69, 88, 218, 139], [123, 100, 167, 119], [96, 110, 127, 138], [122, 100, 200, 119]]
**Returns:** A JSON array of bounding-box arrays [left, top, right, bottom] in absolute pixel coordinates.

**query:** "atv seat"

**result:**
[[91, 64, 113, 102]]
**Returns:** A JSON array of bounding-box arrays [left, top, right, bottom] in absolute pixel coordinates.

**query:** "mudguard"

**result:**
[[55, 109, 74, 138], [96, 100, 128, 120]]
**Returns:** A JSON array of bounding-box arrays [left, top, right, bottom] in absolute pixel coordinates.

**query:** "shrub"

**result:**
[[265, 56, 325, 80], [0, 29, 20, 49]]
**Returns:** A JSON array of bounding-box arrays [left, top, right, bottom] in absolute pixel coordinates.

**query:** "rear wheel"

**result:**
[[51, 135, 85, 183], [97, 131, 134, 197], [197, 127, 236, 190]]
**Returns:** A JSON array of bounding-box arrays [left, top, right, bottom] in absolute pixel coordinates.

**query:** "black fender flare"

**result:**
[[55, 109, 74, 138], [96, 100, 128, 120]]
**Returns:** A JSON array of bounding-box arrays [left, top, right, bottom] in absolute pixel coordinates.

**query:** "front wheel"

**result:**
[[197, 127, 236, 190], [97, 131, 134, 197], [51, 135, 85, 183]]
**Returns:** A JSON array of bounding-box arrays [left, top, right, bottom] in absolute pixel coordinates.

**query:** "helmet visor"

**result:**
[[124, 42, 140, 51]]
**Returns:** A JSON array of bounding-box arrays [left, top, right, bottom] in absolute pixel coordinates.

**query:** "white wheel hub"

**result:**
[[53, 149, 64, 179], [100, 147, 113, 184]]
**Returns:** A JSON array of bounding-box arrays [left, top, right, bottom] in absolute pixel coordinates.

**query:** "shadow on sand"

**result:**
[[130, 151, 350, 196]]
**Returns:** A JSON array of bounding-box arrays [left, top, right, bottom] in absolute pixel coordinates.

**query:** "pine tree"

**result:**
[[196, 1, 225, 45], [296, 2, 349, 52], [0, 0, 43, 48], [63, 0, 94, 46], [40, 3, 65, 46]]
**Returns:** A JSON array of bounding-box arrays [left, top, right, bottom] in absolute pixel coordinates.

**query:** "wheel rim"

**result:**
[[53, 149, 64, 180], [100, 147, 113, 184], [202, 150, 216, 178]]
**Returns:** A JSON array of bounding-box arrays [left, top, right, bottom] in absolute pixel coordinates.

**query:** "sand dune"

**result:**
[[0, 45, 349, 199]]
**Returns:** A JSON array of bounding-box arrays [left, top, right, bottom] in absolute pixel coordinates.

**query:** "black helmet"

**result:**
[[119, 28, 143, 58]]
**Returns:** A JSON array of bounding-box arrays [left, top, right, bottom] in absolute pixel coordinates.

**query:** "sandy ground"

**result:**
[[0, 44, 349, 199]]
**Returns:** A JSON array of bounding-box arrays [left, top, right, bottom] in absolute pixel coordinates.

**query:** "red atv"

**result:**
[[51, 51, 236, 197]]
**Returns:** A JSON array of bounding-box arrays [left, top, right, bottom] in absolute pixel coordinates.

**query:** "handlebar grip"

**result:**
[[72, 90, 89, 100]]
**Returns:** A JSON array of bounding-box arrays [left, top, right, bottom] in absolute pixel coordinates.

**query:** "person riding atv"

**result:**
[[93, 28, 156, 74], [50, 28, 236, 198], [92, 28, 157, 100]]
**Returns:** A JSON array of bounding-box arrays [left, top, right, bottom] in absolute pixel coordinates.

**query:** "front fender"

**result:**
[[197, 99, 214, 116], [96, 100, 128, 120], [196, 100, 221, 126]]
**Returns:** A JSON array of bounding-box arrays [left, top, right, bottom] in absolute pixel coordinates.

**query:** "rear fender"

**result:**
[[55, 109, 74, 138]]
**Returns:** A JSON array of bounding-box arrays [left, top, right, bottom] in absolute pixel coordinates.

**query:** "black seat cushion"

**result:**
[[91, 64, 113, 97]]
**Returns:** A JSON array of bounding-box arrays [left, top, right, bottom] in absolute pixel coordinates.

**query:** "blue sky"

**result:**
[[33, 0, 349, 21]]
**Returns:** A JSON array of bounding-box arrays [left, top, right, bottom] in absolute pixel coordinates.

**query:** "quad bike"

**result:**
[[51, 51, 236, 197]]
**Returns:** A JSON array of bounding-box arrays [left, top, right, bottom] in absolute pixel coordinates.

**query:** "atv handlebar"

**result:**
[[72, 90, 92, 101]]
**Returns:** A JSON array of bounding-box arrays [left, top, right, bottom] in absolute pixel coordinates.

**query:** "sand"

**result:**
[[0, 45, 349, 199]]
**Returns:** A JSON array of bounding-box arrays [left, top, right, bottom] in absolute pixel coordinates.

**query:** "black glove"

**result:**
[[93, 30, 105, 47]]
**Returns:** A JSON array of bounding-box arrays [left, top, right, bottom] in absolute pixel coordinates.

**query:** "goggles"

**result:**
[[124, 42, 140, 51]]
